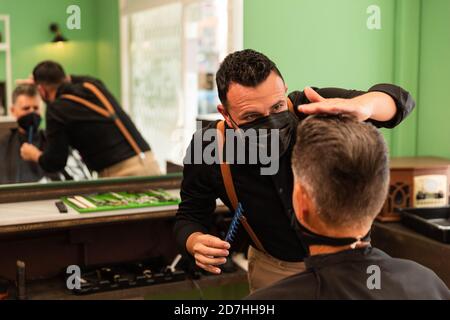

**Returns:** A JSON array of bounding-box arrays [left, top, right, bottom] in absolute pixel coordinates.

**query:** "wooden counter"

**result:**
[[0, 194, 180, 235]]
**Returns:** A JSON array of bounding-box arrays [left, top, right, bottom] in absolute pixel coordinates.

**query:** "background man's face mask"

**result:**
[[229, 111, 298, 159], [18, 112, 41, 133], [290, 213, 371, 256]]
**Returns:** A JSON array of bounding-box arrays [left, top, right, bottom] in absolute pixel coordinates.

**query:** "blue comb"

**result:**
[[225, 203, 244, 243], [28, 126, 34, 143]]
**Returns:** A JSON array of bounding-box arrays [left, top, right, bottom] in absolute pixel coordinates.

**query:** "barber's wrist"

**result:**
[[186, 232, 204, 256], [33, 150, 43, 163], [365, 91, 396, 122]]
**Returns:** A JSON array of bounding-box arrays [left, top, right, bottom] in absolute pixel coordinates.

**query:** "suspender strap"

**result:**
[[60, 94, 110, 118], [216, 121, 239, 209], [287, 97, 295, 114], [61, 82, 145, 160], [216, 120, 266, 253]]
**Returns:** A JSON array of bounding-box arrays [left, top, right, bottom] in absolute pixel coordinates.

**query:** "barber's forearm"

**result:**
[[357, 91, 397, 122], [38, 151, 68, 173], [34, 151, 43, 163]]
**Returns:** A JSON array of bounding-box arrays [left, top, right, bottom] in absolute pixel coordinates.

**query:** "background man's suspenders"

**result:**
[[215, 97, 296, 254], [61, 82, 146, 161]]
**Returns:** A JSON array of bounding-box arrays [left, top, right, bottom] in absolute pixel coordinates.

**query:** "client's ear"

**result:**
[[293, 180, 314, 225]]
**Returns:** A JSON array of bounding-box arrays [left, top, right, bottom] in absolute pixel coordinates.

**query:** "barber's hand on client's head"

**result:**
[[16, 75, 35, 85], [298, 87, 374, 122], [20, 143, 42, 163]]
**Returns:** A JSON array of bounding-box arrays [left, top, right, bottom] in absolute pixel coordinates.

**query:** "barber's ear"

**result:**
[[217, 104, 234, 128], [37, 85, 47, 100]]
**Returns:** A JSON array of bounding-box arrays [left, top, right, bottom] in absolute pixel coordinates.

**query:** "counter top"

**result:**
[[0, 190, 226, 235]]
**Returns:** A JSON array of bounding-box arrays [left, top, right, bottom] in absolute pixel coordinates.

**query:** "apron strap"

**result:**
[[287, 97, 295, 114], [216, 120, 267, 253]]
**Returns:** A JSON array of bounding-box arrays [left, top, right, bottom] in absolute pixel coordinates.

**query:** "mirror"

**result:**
[[0, 0, 241, 186]]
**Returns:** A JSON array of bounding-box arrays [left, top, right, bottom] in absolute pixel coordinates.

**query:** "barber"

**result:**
[[174, 49, 416, 292]]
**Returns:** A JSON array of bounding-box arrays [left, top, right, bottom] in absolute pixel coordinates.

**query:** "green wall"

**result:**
[[1, 0, 448, 158], [0, 0, 121, 100], [244, 0, 450, 159], [416, 0, 450, 158], [96, 0, 121, 100], [244, 0, 397, 149]]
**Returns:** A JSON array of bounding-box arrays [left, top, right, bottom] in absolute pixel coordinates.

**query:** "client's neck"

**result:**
[[309, 242, 370, 256], [307, 222, 371, 256]]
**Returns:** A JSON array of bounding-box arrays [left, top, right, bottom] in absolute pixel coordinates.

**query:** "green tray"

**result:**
[[62, 190, 180, 214]]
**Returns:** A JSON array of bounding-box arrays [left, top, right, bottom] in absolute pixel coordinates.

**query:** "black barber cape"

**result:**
[[246, 247, 450, 300], [175, 84, 416, 262], [38, 75, 150, 173], [0, 128, 50, 184]]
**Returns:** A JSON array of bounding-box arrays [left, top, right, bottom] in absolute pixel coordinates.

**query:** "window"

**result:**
[[120, 0, 243, 171]]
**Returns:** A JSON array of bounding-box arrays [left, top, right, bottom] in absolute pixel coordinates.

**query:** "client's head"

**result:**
[[291, 115, 389, 245], [10, 84, 42, 134], [10, 84, 41, 120]]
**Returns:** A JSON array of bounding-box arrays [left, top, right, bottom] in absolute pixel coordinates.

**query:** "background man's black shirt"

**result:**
[[174, 84, 416, 262], [246, 247, 450, 299], [39, 75, 150, 172]]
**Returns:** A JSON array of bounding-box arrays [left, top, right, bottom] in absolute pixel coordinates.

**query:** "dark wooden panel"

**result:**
[[372, 221, 450, 287]]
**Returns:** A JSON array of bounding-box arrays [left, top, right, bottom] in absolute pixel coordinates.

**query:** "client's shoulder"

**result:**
[[245, 271, 317, 300]]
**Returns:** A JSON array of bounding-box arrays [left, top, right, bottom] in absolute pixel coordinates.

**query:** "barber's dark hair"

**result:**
[[216, 49, 284, 107], [292, 115, 389, 228], [33, 60, 66, 85], [12, 84, 38, 104]]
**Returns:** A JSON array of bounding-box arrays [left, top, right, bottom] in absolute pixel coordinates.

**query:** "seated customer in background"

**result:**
[[247, 115, 450, 300], [0, 84, 51, 184]]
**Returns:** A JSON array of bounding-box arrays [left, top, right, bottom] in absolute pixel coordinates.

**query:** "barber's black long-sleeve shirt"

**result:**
[[174, 84, 416, 262], [39, 75, 150, 172], [246, 247, 450, 299]]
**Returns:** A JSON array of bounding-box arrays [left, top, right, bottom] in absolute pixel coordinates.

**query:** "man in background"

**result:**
[[247, 115, 450, 299], [20, 61, 160, 177]]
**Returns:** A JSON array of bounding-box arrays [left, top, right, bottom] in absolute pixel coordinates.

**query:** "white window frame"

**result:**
[[119, 0, 243, 167], [0, 15, 12, 115], [119, 0, 243, 113]]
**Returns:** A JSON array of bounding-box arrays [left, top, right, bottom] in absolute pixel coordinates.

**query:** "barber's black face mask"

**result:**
[[18, 112, 41, 133], [230, 111, 298, 159], [290, 213, 371, 256]]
